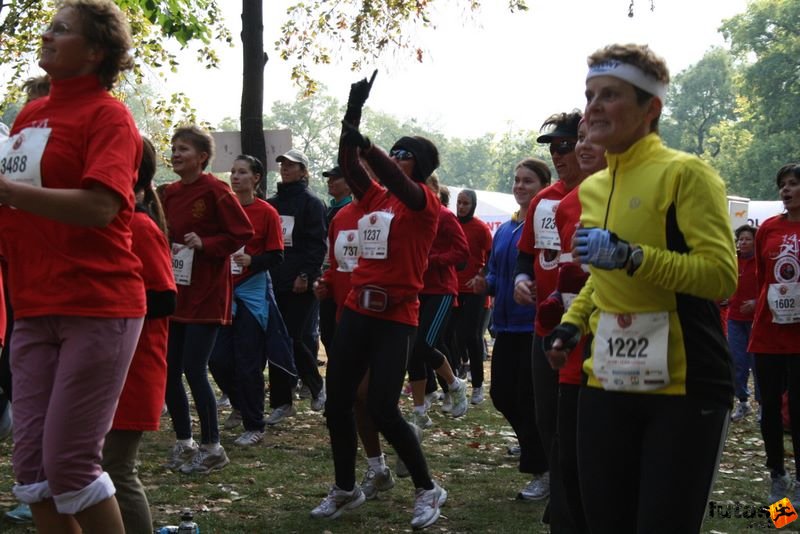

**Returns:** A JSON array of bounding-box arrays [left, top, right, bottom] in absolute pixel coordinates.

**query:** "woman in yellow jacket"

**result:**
[[546, 43, 737, 533]]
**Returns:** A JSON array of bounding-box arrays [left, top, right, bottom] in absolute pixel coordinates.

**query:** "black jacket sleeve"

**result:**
[[514, 251, 535, 280], [146, 290, 176, 319]]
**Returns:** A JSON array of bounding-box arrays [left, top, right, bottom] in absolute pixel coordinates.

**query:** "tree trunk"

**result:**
[[240, 0, 268, 197]]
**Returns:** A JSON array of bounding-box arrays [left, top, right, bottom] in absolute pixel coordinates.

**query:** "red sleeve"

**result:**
[[430, 209, 469, 266], [201, 186, 254, 257], [81, 103, 142, 201], [262, 203, 284, 252], [131, 214, 176, 293], [518, 196, 537, 255]]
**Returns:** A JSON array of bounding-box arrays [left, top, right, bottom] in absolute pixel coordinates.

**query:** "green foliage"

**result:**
[[0, 0, 230, 146], [661, 47, 737, 156], [717, 0, 800, 199]]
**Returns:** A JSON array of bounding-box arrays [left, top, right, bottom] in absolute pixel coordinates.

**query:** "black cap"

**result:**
[[536, 114, 581, 143], [322, 166, 343, 178]]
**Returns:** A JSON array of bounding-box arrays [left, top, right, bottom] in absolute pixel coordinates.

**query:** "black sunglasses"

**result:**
[[389, 148, 415, 161], [549, 141, 576, 156]]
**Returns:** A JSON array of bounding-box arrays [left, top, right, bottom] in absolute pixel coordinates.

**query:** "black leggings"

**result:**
[[450, 293, 488, 388], [165, 322, 221, 444], [489, 331, 547, 474], [532, 334, 559, 469], [755, 353, 800, 478], [325, 307, 433, 491], [577, 387, 729, 533], [407, 294, 451, 381]]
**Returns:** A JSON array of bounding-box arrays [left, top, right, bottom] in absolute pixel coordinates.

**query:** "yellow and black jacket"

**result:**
[[562, 133, 737, 406]]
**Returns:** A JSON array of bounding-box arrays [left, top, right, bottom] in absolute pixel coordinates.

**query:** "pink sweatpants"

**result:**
[[11, 316, 143, 513]]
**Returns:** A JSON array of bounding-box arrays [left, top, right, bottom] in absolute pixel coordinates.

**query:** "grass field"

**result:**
[[0, 363, 794, 533]]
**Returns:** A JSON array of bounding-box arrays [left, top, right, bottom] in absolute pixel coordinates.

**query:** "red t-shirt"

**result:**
[[518, 181, 569, 336], [163, 173, 253, 324], [113, 212, 176, 430], [554, 187, 586, 385], [423, 205, 469, 296], [749, 215, 800, 354], [344, 182, 439, 326], [234, 198, 283, 285], [3, 75, 145, 319], [457, 217, 493, 296], [728, 253, 758, 321], [323, 202, 363, 318]]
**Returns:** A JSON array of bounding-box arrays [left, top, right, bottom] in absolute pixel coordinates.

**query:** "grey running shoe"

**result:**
[[179, 445, 230, 474], [216, 394, 231, 408], [730, 400, 752, 422], [411, 481, 448, 529], [234, 430, 264, 447], [164, 440, 199, 471], [409, 411, 433, 429], [361, 465, 396, 500], [518, 472, 550, 501], [506, 444, 521, 457], [424, 391, 441, 411], [769, 472, 792, 503], [450, 378, 469, 418], [471, 386, 485, 405], [266, 404, 297, 426], [310, 485, 366, 519], [224, 409, 242, 430]]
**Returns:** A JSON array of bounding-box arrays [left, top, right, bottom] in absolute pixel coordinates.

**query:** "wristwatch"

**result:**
[[627, 246, 644, 276]]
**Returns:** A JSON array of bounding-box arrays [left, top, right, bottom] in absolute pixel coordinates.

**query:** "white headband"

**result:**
[[586, 60, 667, 102]]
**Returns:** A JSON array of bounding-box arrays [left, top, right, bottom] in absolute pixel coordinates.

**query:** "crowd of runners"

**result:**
[[0, 1, 798, 533]]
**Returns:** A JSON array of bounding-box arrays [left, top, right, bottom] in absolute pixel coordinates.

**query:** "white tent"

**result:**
[[445, 187, 785, 237]]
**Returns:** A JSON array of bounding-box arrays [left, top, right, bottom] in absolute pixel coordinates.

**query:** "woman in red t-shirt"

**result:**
[[728, 224, 759, 422], [208, 155, 283, 447], [0, 2, 146, 529], [161, 126, 253, 475], [451, 189, 493, 404], [750, 163, 800, 503]]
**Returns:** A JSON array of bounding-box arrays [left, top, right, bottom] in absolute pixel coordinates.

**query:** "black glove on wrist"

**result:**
[[543, 323, 581, 353], [347, 69, 378, 111], [341, 121, 371, 150]]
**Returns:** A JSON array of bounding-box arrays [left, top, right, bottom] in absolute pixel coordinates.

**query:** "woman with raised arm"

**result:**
[[311, 75, 447, 530]]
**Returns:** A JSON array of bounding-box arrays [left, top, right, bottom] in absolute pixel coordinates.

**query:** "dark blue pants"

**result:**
[[209, 304, 267, 432], [165, 322, 220, 444]]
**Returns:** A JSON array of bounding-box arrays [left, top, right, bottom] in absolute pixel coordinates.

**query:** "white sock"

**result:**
[[449, 378, 462, 390], [367, 455, 386, 471], [205, 442, 222, 452], [177, 438, 194, 447], [413, 405, 426, 416]]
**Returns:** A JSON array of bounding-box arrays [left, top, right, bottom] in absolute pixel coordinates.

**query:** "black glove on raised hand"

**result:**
[[340, 121, 371, 150], [344, 70, 378, 126]]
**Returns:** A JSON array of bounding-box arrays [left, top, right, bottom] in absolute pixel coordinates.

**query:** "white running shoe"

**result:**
[[310, 485, 366, 519], [450, 378, 469, 418], [441, 392, 453, 413], [234, 430, 264, 447], [730, 400, 752, 422], [311, 386, 326, 412], [411, 481, 448, 529], [409, 411, 433, 429]]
